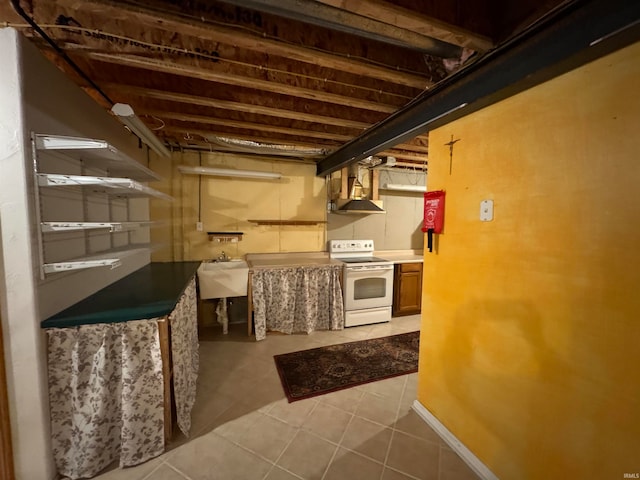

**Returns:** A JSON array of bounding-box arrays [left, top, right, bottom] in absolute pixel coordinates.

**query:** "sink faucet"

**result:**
[[216, 251, 229, 262]]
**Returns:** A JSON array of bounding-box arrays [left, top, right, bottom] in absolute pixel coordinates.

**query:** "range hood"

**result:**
[[337, 198, 385, 214], [335, 168, 385, 214]]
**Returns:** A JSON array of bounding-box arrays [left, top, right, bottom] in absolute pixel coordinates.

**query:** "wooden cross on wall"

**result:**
[[445, 135, 461, 175]]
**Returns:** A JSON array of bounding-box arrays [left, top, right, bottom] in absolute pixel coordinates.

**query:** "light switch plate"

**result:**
[[196, 222, 203, 231], [480, 200, 493, 221]]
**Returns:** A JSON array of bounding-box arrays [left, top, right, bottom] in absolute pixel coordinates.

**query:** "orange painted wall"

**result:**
[[418, 42, 640, 479]]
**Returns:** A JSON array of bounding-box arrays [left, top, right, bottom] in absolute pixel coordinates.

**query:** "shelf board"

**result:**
[[35, 134, 162, 182], [41, 246, 150, 275], [42, 258, 122, 274], [37, 173, 173, 201], [247, 219, 327, 226], [207, 231, 243, 242], [41, 221, 156, 233]]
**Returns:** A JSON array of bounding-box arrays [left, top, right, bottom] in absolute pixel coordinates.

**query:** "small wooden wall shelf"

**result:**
[[247, 220, 327, 226], [207, 232, 243, 242]]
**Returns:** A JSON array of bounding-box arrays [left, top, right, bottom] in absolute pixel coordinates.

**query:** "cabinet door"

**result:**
[[393, 263, 423, 317]]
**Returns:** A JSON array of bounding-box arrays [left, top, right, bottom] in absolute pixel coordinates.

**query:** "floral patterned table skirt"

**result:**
[[47, 320, 165, 479], [46, 278, 199, 479], [168, 277, 199, 436], [251, 264, 344, 341]]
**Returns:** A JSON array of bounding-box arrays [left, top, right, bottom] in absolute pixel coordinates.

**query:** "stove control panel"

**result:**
[[328, 239, 375, 254]]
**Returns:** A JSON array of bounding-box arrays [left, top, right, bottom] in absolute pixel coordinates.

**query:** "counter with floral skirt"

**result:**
[[41, 261, 200, 480], [250, 263, 344, 341]]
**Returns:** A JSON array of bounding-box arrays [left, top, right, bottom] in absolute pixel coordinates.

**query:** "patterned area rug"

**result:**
[[274, 331, 419, 402]]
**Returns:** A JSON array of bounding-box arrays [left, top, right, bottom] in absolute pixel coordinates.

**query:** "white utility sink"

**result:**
[[197, 260, 249, 299]]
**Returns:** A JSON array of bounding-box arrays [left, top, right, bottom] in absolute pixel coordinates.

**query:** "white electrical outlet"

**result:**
[[196, 222, 203, 231], [480, 200, 493, 221]]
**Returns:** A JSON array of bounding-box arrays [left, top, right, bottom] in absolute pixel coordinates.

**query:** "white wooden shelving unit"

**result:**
[[32, 134, 171, 278]]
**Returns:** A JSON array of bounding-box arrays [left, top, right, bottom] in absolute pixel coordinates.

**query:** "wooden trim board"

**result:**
[[412, 400, 499, 480]]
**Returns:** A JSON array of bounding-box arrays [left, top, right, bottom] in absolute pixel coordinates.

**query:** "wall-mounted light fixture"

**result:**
[[380, 183, 427, 193], [111, 103, 171, 158], [177, 165, 282, 179]]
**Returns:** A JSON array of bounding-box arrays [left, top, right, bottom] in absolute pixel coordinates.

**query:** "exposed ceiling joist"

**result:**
[[217, 0, 464, 58], [4, 0, 595, 169], [166, 129, 332, 148], [317, 0, 640, 176], [55, 0, 434, 90], [167, 138, 324, 160], [379, 151, 428, 162], [390, 144, 429, 154], [140, 110, 355, 142], [80, 52, 402, 113], [103, 84, 372, 130], [314, 0, 494, 52], [167, 128, 333, 150]]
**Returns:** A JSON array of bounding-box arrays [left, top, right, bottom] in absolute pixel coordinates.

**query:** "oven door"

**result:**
[[343, 264, 394, 311]]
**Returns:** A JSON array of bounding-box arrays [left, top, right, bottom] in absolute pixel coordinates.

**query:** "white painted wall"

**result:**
[[0, 28, 160, 478], [20, 30, 153, 319], [0, 28, 54, 480]]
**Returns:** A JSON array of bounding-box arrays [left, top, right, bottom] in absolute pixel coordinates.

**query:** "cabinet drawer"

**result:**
[[399, 262, 422, 273]]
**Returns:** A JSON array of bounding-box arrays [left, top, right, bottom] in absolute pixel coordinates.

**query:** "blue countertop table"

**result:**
[[41, 261, 201, 328]]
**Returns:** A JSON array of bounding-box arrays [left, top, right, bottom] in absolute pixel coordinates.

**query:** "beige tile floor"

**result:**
[[92, 315, 480, 480]]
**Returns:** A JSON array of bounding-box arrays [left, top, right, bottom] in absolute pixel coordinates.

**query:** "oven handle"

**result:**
[[346, 264, 394, 272]]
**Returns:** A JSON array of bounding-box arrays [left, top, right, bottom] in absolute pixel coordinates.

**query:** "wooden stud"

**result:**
[[371, 169, 380, 200], [340, 167, 349, 199]]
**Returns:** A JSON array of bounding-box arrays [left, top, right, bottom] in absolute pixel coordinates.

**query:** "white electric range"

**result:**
[[329, 239, 394, 327]]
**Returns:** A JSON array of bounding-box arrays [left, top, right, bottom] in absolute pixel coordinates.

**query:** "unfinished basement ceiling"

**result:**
[[3, 0, 567, 169]]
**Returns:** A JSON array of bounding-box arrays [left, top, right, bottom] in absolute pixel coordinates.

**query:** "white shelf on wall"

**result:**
[[35, 134, 161, 182], [36, 173, 173, 201], [380, 184, 427, 193], [247, 219, 327, 226], [42, 258, 122, 274], [40, 246, 151, 274], [41, 221, 156, 233], [207, 231, 244, 242], [32, 133, 172, 278]]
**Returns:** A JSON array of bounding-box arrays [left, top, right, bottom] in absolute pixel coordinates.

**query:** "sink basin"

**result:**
[[197, 260, 249, 299]]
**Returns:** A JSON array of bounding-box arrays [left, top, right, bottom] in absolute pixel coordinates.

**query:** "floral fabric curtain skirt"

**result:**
[[47, 320, 165, 479], [251, 264, 344, 341], [46, 278, 199, 479]]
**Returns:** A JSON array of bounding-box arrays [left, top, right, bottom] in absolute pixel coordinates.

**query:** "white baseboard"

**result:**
[[412, 400, 500, 480]]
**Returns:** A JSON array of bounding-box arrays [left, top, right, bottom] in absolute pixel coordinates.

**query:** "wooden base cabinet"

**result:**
[[392, 262, 423, 317]]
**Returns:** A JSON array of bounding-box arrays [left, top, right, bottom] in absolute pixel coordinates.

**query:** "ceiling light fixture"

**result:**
[[381, 183, 427, 193], [177, 165, 282, 179], [111, 103, 171, 158]]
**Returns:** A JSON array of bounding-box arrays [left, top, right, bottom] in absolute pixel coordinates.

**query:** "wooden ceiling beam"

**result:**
[[48, 38, 416, 101], [56, 0, 433, 89], [80, 52, 399, 113], [315, 0, 493, 52], [138, 110, 355, 142], [217, 0, 463, 57], [164, 139, 321, 162], [102, 84, 372, 130], [163, 127, 336, 150], [380, 150, 428, 162], [386, 144, 429, 154]]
